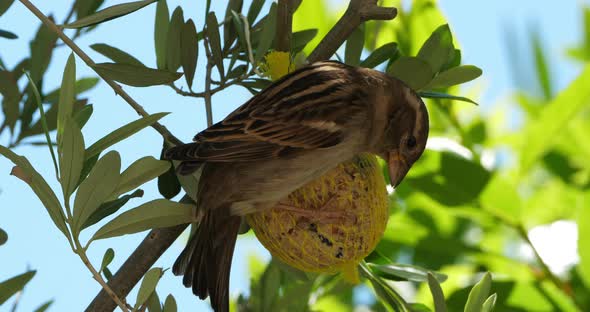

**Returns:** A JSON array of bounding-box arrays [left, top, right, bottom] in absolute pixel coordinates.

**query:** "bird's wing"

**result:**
[[166, 61, 367, 162]]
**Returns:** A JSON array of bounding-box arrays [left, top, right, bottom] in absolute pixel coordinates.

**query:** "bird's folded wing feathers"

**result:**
[[166, 61, 367, 162]]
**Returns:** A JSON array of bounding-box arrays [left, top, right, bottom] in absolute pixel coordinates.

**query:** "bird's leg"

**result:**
[[275, 196, 347, 224]]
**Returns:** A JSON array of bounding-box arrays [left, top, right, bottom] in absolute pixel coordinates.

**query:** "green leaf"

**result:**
[[464, 272, 492, 312], [345, 24, 364, 66], [155, 0, 170, 69], [146, 291, 162, 312], [30, 19, 57, 83], [0, 0, 15, 16], [531, 28, 552, 100], [578, 197, 590, 289], [224, 0, 243, 48], [65, 0, 157, 28], [0, 271, 36, 305], [360, 42, 398, 68], [115, 156, 170, 196], [90, 43, 144, 66], [92, 63, 182, 87], [85, 112, 168, 161], [158, 164, 181, 199], [135, 268, 163, 309], [44, 77, 100, 104], [33, 300, 54, 312], [100, 248, 115, 272], [0, 146, 68, 236], [360, 263, 408, 312], [162, 294, 177, 312], [0, 70, 20, 131], [520, 63, 590, 172], [59, 118, 86, 199], [262, 262, 281, 311], [0, 228, 7, 245], [181, 19, 198, 89], [291, 29, 318, 52], [480, 175, 521, 224], [388, 56, 434, 90], [57, 53, 77, 145], [417, 24, 455, 73], [255, 3, 277, 64], [73, 150, 121, 233], [206, 12, 224, 78], [81, 189, 144, 229], [166, 7, 184, 72], [0, 29, 17, 39], [426, 65, 482, 89], [427, 273, 447, 312], [92, 199, 195, 240], [369, 263, 447, 283], [418, 91, 479, 105], [481, 293, 497, 312], [74, 104, 94, 129], [247, 0, 265, 25], [75, 0, 105, 19]]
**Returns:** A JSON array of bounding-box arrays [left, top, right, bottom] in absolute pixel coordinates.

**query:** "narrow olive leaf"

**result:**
[[74, 104, 94, 129], [254, 3, 277, 64], [441, 48, 461, 72], [0, 146, 68, 236], [426, 65, 482, 89], [464, 272, 492, 312], [57, 53, 77, 145], [85, 112, 168, 160], [369, 263, 447, 283], [154, 0, 170, 69], [44, 77, 100, 104], [33, 300, 53, 312], [345, 24, 365, 66], [135, 268, 163, 309], [231, 11, 247, 52], [206, 12, 224, 78], [92, 199, 195, 240], [0, 271, 36, 305], [92, 63, 182, 87], [79, 154, 99, 186], [427, 273, 447, 312], [59, 118, 85, 199], [65, 0, 157, 29], [73, 151, 121, 233], [360, 263, 408, 312], [166, 7, 184, 72], [115, 156, 170, 196], [0, 0, 15, 17], [292, 29, 318, 52], [417, 24, 455, 73], [181, 19, 198, 89], [418, 91, 479, 105], [90, 43, 144, 66], [360, 42, 398, 68], [30, 18, 57, 83], [103, 267, 113, 280], [0, 70, 20, 131], [247, 0, 265, 25], [0, 29, 17, 39], [76, 0, 105, 20], [162, 294, 177, 312], [23, 71, 59, 177], [388, 56, 434, 90], [100, 248, 115, 272], [481, 293, 497, 312], [227, 64, 247, 79], [0, 228, 7, 245], [81, 189, 144, 229], [224, 0, 244, 48], [146, 291, 162, 312]]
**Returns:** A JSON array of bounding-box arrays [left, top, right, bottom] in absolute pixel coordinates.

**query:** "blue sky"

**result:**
[[0, 0, 587, 311]]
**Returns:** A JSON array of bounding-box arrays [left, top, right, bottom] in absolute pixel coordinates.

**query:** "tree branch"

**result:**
[[18, 0, 183, 147], [308, 0, 397, 63]]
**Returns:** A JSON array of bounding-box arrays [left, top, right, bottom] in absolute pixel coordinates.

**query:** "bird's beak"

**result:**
[[387, 151, 410, 188]]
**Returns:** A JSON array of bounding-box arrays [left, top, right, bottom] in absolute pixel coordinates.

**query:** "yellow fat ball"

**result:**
[[247, 154, 389, 283], [259, 51, 295, 81]]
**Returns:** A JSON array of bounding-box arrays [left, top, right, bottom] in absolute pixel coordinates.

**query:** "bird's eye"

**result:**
[[407, 136, 417, 149]]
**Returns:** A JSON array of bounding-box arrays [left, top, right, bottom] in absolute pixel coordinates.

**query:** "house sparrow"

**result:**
[[165, 61, 429, 312]]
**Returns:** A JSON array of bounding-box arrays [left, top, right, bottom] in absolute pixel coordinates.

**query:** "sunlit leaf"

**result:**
[[291, 29, 318, 53], [481, 293, 497, 312], [388, 56, 434, 90], [0, 271, 36, 305], [166, 7, 184, 72], [91, 43, 144, 66], [369, 263, 447, 283], [480, 175, 521, 224], [531, 28, 552, 100], [92, 199, 195, 240], [464, 272, 492, 312], [255, 3, 277, 64], [92, 63, 182, 87], [360, 42, 398, 68], [84, 113, 168, 161], [578, 196, 590, 289], [345, 24, 365, 66], [247, 0, 265, 25], [418, 91, 479, 105], [73, 150, 121, 233], [65, 0, 157, 28], [427, 272, 447, 312], [0, 146, 68, 236], [417, 24, 455, 73], [181, 19, 198, 88], [135, 267, 163, 309], [154, 0, 170, 69], [425, 65, 482, 89]]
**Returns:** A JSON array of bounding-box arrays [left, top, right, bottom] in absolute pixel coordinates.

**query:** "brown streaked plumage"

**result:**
[[165, 61, 429, 312]]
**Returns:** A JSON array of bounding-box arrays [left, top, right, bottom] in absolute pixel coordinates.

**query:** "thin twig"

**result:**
[[18, 0, 183, 147], [308, 0, 397, 63], [203, 36, 214, 127], [276, 0, 293, 52]]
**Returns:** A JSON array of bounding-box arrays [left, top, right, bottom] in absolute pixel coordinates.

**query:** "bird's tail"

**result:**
[[172, 207, 241, 312], [164, 143, 203, 175]]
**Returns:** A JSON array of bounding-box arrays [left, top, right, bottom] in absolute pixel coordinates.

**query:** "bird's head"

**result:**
[[374, 77, 429, 188]]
